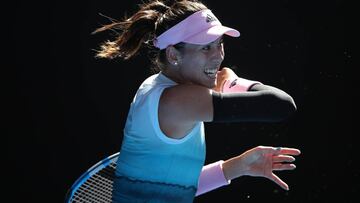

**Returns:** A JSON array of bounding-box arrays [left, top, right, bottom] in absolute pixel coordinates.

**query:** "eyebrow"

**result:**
[[209, 36, 224, 45]]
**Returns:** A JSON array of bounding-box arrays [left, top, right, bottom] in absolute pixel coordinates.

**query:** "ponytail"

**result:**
[[93, 0, 207, 71], [93, 1, 169, 60]]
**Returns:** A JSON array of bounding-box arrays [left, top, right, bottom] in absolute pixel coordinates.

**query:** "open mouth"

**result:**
[[204, 69, 218, 78]]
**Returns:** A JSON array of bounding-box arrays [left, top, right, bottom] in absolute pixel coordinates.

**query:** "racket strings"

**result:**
[[70, 161, 117, 203]]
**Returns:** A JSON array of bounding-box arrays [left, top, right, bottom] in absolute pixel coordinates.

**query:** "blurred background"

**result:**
[[7, 0, 354, 202]]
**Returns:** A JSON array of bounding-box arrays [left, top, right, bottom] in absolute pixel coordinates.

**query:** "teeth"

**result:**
[[204, 69, 217, 74]]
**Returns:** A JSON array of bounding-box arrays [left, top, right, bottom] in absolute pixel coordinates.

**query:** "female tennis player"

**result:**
[[93, 0, 301, 202]]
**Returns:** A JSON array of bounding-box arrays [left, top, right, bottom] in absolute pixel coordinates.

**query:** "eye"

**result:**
[[202, 45, 211, 51]]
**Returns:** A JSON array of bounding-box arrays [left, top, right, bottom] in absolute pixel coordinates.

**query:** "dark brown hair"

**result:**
[[92, 0, 207, 71]]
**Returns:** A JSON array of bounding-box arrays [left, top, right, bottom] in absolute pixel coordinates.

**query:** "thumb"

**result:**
[[268, 173, 289, 191]]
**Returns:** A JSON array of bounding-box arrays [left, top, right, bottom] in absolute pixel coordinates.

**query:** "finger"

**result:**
[[273, 163, 296, 171], [274, 147, 301, 156], [258, 146, 277, 152], [268, 173, 289, 191], [273, 155, 295, 163]]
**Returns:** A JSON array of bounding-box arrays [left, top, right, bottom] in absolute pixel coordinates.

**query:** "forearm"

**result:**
[[221, 156, 246, 181], [195, 155, 252, 196]]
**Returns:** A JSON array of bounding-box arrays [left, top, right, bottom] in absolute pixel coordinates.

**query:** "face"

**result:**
[[175, 36, 225, 88]]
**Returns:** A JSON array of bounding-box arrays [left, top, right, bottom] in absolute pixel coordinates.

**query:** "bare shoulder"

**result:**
[[161, 84, 212, 106]]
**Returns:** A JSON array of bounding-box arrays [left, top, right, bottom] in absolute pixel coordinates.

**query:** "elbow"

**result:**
[[262, 90, 297, 122], [274, 94, 297, 121]]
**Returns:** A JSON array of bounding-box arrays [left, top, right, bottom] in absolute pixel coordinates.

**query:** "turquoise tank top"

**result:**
[[112, 73, 206, 202]]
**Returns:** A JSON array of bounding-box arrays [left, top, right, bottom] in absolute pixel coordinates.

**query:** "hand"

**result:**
[[213, 67, 239, 92], [223, 146, 301, 190]]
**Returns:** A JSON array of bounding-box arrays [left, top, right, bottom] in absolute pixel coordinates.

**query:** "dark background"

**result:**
[[7, 0, 354, 202]]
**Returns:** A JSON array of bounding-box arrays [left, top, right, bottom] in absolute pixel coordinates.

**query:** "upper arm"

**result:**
[[211, 83, 297, 123], [160, 84, 213, 123], [158, 85, 213, 138], [249, 83, 296, 108]]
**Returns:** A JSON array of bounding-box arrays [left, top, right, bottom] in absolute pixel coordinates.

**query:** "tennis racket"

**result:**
[[64, 152, 119, 203]]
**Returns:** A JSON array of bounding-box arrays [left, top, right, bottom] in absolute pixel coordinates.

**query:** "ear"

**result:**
[[165, 46, 180, 66]]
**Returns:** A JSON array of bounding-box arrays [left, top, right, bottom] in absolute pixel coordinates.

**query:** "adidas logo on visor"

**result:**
[[206, 14, 218, 23]]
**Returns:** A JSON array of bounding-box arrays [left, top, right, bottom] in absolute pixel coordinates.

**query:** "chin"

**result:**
[[199, 77, 216, 88], [207, 82, 216, 89]]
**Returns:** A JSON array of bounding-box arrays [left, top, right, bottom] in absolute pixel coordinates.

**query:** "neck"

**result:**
[[162, 67, 184, 84]]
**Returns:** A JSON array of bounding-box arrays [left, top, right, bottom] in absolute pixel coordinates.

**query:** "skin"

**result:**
[[159, 37, 224, 138], [158, 36, 301, 190], [163, 37, 225, 88], [222, 146, 301, 191]]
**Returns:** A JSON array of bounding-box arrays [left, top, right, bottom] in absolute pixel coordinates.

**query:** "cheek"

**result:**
[[183, 55, 205, 70]]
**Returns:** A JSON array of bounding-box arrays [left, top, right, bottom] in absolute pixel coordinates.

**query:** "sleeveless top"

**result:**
[[112, 73, 206, 202]]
